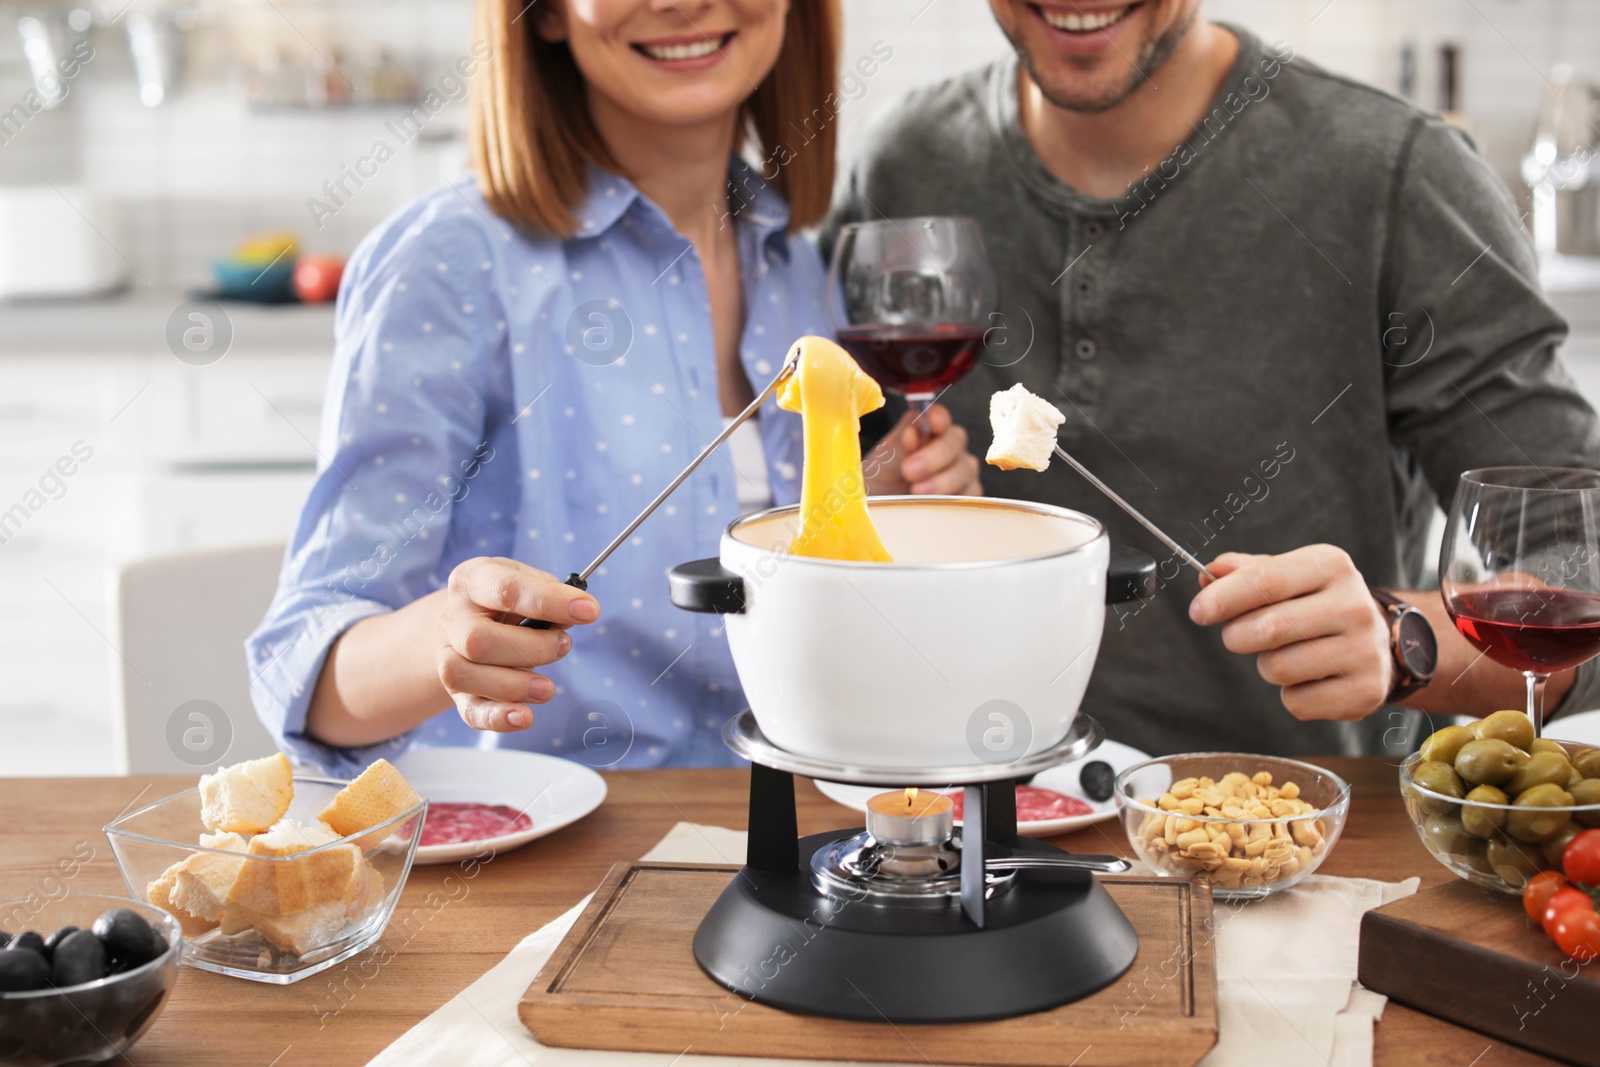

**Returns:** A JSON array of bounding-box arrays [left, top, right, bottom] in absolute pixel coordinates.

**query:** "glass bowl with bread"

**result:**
[[1114, 753, 1351, 901], [104, 755, 427, 984], [1401, 710, 1600, 894]]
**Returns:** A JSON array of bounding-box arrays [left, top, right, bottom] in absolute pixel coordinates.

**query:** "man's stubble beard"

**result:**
[[1008, 6, 1198, 114]]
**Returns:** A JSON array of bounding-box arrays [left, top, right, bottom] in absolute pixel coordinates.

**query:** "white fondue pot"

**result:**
[[670, 496, 1152, 769]]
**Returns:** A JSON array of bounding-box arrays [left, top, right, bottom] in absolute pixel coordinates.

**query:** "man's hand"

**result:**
[[1187, 545, 1393, 721], [864, 404, 983, 496]]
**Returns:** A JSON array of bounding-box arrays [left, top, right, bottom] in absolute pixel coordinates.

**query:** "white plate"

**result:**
[[394, 747, 607, 865], [812, 740, 1150, 837]]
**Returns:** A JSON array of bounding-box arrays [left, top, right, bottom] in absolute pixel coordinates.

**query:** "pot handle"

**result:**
[[1107, 545, 1157, 604], [668, 558, 747, 614]]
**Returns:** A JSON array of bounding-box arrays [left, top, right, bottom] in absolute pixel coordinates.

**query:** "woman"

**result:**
[[247, 0, 983, 774]]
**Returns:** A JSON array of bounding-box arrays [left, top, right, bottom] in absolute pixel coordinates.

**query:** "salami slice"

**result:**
[[420, 802, 533, 846], [948, 786, 1093, 823]]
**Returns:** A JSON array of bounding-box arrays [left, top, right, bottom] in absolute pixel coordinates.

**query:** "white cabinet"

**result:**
[[0, 344, 331, 775]]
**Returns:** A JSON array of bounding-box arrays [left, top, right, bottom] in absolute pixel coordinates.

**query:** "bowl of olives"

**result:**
[[1401, 710, 1600, 894], [0, 895, 180, 1066]]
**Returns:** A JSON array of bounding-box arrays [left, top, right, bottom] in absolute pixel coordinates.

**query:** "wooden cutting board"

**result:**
[[519, 862, 1218, 1067], [1358, 880, 1597, 1066]]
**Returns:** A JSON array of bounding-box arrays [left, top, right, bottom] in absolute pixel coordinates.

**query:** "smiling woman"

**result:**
[[471, 0, 839, 237]]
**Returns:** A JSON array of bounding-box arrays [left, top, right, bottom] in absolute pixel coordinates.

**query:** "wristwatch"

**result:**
[[1370, 588, 1438, 703]]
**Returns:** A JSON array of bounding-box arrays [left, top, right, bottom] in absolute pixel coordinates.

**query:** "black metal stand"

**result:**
[[702, 761, 1141, 1023]]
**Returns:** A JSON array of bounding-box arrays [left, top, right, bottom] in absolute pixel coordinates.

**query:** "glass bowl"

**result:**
[[0, 894, 180, 1067], [1400, 738, 1600, 894], [1115, 753, 1351, 901], [103, 776, 425, 984]]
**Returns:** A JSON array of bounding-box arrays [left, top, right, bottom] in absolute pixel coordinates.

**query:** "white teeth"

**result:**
[[1040, 5, 1129, 32], [640, 38, 722, 61]]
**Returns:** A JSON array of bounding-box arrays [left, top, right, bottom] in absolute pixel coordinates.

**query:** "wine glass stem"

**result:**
[[908, 395, 934, 445], [1525, 671, 1550, 738]]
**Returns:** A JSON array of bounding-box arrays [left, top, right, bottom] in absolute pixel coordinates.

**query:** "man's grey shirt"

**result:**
[[827, 27, 1600, 757]]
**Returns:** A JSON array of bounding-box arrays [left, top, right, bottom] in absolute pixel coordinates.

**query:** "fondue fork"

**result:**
[[520, 355, 799, 629], [1052, 444, 1217, 582]]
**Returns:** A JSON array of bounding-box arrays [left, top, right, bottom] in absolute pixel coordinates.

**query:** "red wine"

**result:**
[[836, 324, 984, 397], [1448, 587, 1600, 674]]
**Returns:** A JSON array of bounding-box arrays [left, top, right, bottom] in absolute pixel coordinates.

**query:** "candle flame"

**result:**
[[904, 787, 918, 809]]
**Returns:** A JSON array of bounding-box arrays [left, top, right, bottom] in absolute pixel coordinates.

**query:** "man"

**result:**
[[830, 1, 1600, 757]]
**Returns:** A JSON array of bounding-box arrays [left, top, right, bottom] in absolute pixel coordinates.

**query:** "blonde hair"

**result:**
[[471, 0, 841, 237]]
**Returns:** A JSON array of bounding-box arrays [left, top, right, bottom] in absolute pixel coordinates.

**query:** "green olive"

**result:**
[[1471, 710, 1536, 751], [1530, 737, 1568, 758], [1506, 784, 1574, 843], [1422, 812, 1482, 861], [1543, 823, 1584, 867], [1505, 751, 1574, 797], [1574, 749, 1600, 778], [1455, 739, 1530, 787], [1569, 778, 1600, 827], [1461, 785, 1509, 838], [1487, 834, 1549, 887], [1420, 725, 1477, 766], [1568, 766, 1586, 790]]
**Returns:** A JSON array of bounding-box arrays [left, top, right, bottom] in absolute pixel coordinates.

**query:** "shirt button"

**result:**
[[1083, 221, 1104, 240], [1075, 339, 1098, 361]]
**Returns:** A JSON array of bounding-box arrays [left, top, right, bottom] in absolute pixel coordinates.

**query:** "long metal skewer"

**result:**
[[1053, 444, 1216, 581], [519, 356, 799, 628]]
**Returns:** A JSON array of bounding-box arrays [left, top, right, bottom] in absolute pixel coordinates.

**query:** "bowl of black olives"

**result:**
[[1401, 710, 1600, 894], [0, 895, 180, 1066]]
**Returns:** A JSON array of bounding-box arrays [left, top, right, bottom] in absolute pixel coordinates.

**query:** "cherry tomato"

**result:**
[[1524, 870, 1569, 921], [1542, 887, 1593, 939], [1561, 828, 1600, 887], [1549, 901, 1600, 962]]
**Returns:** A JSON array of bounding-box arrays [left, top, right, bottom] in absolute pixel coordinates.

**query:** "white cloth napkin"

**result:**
[[367, 824, 1416, 1067]]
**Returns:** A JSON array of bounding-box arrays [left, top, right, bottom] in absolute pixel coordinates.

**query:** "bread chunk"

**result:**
[[986, 384, 1066, 472], [228, 819, 360, 916], [199, 753, 294, 834], [317, 758, 422, 848]]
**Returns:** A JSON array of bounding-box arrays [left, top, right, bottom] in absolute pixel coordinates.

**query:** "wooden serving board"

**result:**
[[519, 862, 1218, 1067], [1358, 880, 1598, 1066]]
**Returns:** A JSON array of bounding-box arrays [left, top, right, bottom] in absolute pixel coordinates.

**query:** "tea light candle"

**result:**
[[865, 787, 954, 846]]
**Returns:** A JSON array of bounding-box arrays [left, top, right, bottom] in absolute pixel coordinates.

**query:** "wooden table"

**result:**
[[0, 761, 1566, 1067]]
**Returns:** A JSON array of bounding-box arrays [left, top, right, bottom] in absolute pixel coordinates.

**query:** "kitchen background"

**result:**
[[1, 0, 1598, 776]]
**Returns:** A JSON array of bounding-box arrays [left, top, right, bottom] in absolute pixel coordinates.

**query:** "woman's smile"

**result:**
[[631, 31, 738, 70]]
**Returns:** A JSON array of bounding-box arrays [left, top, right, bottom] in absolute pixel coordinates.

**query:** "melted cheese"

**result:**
[[776, 336, 893, 561]]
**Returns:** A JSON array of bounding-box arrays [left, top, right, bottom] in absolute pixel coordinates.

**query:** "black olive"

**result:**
[[1080, 760, 1116, 803], [49, 929, 106, 988], [7, 931, 46, 959], [0, 947, 50, 991], [43, 926, 79, 958], [92, 910, 161, 971]]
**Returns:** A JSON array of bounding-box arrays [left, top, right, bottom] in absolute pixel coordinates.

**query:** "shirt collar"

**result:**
[[568, 158, 793, 262]]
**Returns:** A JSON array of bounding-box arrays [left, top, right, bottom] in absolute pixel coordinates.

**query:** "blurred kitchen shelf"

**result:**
[[0, 290, 335, 354]]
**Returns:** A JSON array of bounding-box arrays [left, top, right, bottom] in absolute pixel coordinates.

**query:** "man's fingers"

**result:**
[[448, 556, 600, 625], [1278, 674, 1387, 722], [453, 694, 535, 733], [1219, 596, 1348, 654], [913, 454, 981, 496], [1189, 545, 1348, 625], [1255, 633, 1360, 688], [919, 402, 954, 436], [902, 422, 969, 483], [444, 616, 571, 669]]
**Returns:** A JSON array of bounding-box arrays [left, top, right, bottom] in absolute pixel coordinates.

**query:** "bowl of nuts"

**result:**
[[1115, 753, 1351, 901], [1401, 710, 1600, 894]]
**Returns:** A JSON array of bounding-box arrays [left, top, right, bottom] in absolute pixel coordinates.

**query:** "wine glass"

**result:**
[[828, 217, 999, 437], [1440, 466, 1600, 737]]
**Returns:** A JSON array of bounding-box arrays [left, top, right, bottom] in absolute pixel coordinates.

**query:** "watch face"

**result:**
[[1396, 610, 1438, 677]]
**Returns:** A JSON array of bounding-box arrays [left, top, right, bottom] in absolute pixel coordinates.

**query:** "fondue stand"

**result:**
[[670, 546, 1157, 1024]]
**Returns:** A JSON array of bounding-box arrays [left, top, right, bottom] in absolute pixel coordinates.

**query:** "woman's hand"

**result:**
[[439, 557, 600, 732], [864, 404, 984, 497], [1187, 546, 1392, 721]]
